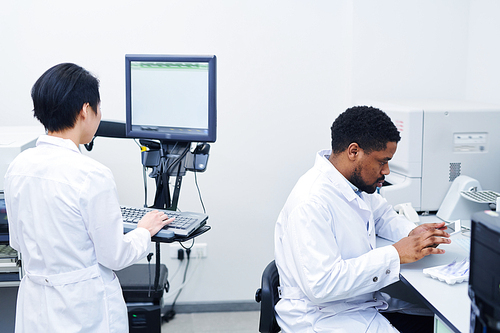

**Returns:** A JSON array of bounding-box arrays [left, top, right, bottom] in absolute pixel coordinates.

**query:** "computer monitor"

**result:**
[[469, 210, 500, 331], [125, 54, 217, 143]]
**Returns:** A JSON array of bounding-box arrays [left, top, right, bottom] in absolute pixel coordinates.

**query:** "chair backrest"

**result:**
[[255, 260, 281, 333]]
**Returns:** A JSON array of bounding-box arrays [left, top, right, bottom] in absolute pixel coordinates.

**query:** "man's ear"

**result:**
[[80, 103, 90, 120], [346, 143, 361, 161]]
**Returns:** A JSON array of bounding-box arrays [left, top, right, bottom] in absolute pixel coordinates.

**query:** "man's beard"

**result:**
[[350, 167, 382, 194]]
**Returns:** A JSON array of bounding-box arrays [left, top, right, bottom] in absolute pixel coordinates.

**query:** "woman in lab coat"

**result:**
[[4, 63, 173, 333], [274, 106, 450, 332]]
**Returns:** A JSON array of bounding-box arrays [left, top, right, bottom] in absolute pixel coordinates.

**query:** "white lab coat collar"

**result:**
[[315, 149, 367, 207], [36, 134, 81, 154]]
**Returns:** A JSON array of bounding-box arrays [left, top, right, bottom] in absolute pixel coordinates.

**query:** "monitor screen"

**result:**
[[125, 54, 217, 142]]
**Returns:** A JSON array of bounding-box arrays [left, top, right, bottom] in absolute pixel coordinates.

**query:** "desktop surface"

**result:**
[[377, 216, 471, 333], [398, 236, 470, 332]]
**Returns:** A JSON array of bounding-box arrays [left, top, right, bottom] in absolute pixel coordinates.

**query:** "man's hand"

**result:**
[[393, 224, 451, 264], [409, 221, 448, 237], [137, 210, 174, 237]]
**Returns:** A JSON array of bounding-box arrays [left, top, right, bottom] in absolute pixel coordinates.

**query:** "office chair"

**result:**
[[255, 260, 281, 333]]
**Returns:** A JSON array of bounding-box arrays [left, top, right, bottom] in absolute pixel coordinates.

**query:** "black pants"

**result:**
[[381, 312, 434, 333]]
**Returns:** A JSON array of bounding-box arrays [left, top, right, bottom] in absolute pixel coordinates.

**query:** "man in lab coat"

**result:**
[[274, 106, 450, 332], [4, 63, 174, 333]]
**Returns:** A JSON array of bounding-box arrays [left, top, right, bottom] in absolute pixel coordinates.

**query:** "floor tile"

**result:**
[[161, 311, 259, 332]]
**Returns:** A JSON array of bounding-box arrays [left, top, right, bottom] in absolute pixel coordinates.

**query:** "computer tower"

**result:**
[[469, 210, 500, 332], [116, 264, 168, 333], [127, 304, 161, 333]]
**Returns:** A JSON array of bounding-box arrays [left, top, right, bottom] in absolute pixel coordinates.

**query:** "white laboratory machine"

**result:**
[[0, 126, 44, 192], [359, 100, 500, 220], [0, 126, 43, 333], [0, 126, 43, 281]]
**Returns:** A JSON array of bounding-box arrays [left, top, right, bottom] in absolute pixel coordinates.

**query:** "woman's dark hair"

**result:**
[[31, 63, 100, 132], [331, 106, 401, 154]]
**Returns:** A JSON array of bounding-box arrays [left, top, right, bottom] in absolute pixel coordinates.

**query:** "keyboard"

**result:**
[[460, 190, 500, 203], [121, 206, 208, 240]]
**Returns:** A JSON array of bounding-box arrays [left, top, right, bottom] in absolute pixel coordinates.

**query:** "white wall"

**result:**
[[352, 0, 470, 101], [466, 0, 500, 104], [1, 0, 499, 306]]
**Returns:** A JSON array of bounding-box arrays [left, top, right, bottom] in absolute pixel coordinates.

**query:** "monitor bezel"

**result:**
[[125, 54, 217, 143]]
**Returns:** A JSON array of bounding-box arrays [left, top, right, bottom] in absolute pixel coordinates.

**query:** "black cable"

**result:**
[[147, 252, 153, 298], [154, 242, 161, 292], [153, 157, 170, 209], [180, 238, 195, 250], [193, 154, 206, 214], [166, 144, 190, 175], [135, 138, 151, 207], [163, 247, 191, 322], [161, 170, 171, 209], [142, 166, 148, 208], [151, 143, 189, 210]]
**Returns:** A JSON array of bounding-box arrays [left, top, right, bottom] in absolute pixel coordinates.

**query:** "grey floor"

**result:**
[[161, 311, 260, 333]]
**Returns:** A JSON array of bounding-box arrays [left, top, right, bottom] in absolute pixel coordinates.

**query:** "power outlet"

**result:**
[[169, 243, 207, 259]]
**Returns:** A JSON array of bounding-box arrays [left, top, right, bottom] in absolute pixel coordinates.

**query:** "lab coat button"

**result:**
[[373, 276, 378, 282], [45, 278, 49, 283], [386, 269, 391, 275]]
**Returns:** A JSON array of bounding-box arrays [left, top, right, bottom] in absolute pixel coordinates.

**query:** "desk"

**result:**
[[377, 219, 471, 333]]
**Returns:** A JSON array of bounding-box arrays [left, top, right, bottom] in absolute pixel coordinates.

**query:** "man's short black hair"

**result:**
[[331, 106, 400, 154], [31, 63, 100, 132]]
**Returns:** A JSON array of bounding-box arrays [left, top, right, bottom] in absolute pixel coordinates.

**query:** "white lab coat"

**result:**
[[274, 150, 416, 333], [4, 135, 151, 333]]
